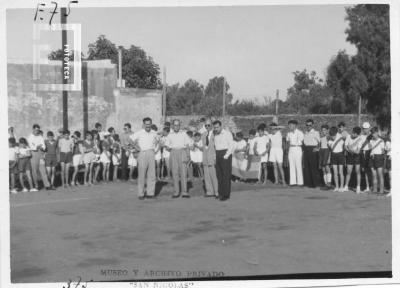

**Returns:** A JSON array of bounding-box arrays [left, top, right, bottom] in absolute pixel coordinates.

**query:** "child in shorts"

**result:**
[[92, 134, 102, 184], [268, 123, 286, 185], [71, 131, 84, 186], [17, 137, 34, 192], [191, 132, 204, 179], [328, 126, 345, 192], [152, 125, 162, 181], [344, 127, 363, 193], [58, 130, 74, 188], [45, 131, 58, 189], [9, 137, 19, 194], [369, 127, 385, 194], [255, 123, 270, 185], [128, 148, 138, 181], [319, 125, 331, 189], [160, 127, 171, 180]]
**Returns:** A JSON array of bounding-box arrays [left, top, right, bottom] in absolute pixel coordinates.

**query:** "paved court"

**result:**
[[10, 180, 391, 283]]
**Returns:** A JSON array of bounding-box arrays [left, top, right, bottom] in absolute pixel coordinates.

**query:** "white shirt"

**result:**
[[255, 134, 269, 154], [320, 136, 328, 149], [304, 129, 320, 146], [166, 130, 191, 149], [328, 134, 344, 153], [359, 135, 370, 151], [130, 129, 157, 151], [369, 138, 385, 155], [286, 129, 304, 146], [9, 147, 18, 161], [248, 137, 257, 155], [199, 126, 207, 134], [270, 131, 283, 149], [345, 135, 363, 154], [234, 139, 247, 152], [98, 131, 106, 141], [214, 129, 234, 157], [27, 133, 45, 151]]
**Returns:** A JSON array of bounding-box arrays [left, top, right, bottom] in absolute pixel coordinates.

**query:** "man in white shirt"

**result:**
[[303, 119, 322, 188], [164, 119, 192, 198], [130, 117, 158, 199], [213, 120, 234, 201], [27, 124, 51, 191], [286, 120, 304, 186]]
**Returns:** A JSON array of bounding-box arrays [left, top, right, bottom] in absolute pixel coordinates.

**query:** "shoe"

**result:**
[[182, 194, 190, 198], [30, 188, 39, 192], [356, 187, 361, 194], [146, 195, 157, 199], [172, 194, 180, 198], [343, 186, 349, 192], [22, 188, 29, 193], [204, 195, 214, 198], [138, 196, 145, 200], [333, 187, 339, 192], [10, 189, 18, 194], [363, 188, 371, 193], [219, 197, 228, 201], [45, 187, 55, 191], [338, 188, 344, 193]]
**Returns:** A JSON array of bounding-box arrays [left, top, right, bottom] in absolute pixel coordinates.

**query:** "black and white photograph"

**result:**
[[1, 0, 399, 287]]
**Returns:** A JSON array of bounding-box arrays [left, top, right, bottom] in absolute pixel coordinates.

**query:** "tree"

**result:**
[[48, 49, 84, 61], [166, 80, 204, 115], [326, 50, 368, 114], [49, 35, 162, 89], [202, 76, 233, 116], [345, 4, 390, 127]]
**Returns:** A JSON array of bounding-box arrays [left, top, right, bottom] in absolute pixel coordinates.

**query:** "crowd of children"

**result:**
[[8, 119, 391, 197]]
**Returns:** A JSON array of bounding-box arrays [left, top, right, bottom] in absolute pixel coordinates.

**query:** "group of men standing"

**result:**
[[130, 117, 234, 201]]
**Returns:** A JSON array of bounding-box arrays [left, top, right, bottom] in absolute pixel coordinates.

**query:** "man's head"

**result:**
[[95, 122, 102, 132], [172, 119, 181, 133], [213, 120, 222, 135], [338, 122, 346, 133], [124, 123, 131, 132], [205, 119, 213, 132], [288, 120, 298, 132], [305, 119, 314, 132], [143, 117, 152, 132], [32, 124, 40, 135]]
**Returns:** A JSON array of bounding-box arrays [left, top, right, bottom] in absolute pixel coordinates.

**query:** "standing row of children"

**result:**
[[228, 120, 391, 196]]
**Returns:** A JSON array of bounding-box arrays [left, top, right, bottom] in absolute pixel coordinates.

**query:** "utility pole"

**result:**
[[118, 48, 122, 87], [358, 94, 362, 126], [222, 77, 226, 118], [162, 66, 167, 123], [275, 89, 279, 115], [61, 7, 68, 131]]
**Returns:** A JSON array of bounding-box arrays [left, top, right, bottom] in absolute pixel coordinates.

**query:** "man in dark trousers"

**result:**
[[303, 119, 322, 188], [213, 120, 234, 201]]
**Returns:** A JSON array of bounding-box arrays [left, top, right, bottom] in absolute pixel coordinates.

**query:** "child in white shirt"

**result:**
[[328, 126, 345, 192], [369, 127, 385, 194]]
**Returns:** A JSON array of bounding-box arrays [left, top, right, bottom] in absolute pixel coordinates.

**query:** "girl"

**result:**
[[344, 127, 363, 194], [327, 126, 345, 192], [82, 131, 95, 186], [369, 127, 385, 194], [100, 132, 111, 183], [111, 134, 122, 182], [191, 132, 204, 179], [17, 138, 34, 192]]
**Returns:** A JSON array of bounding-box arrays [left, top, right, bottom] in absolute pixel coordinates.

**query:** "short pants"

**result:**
[[330, 152, 345, 166], [60, 152, 73, 163], [369, 154, 384, 169], [18, 157, 31, 172], [45, 154, 58, 167]]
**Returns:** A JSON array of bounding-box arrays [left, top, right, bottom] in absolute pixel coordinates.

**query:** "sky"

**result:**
[[6, 5, 357, 101]]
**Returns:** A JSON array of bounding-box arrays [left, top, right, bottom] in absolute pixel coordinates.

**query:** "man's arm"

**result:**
[[224, 131, 234, 159]]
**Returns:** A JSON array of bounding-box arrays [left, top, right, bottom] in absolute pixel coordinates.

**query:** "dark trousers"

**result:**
[[121, 148, 128, 181], [303, 146, 321, 188], [215, 149, 232, 199]]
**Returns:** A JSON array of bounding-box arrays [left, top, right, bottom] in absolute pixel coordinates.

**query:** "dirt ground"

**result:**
[[9, 179, 391, 283]]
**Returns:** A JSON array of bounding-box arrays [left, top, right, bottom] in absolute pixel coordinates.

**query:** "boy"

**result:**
[[9, 137, 19, 194], [191, 132, 204, 179], [45, 131, 58, 189], [186, 130, 194, 183], [17, 137, 34, 192], [71, 131, 84, 186], [385, 131, 391, 197], [92, 135, 102, 184], [360, 122, 372, 192], [160, 127, 171, 180], [268, 123, 286, 185], [369, 127, 385, 194], [254, 123, 270, 185], [328, 126, 345, 192], [247, 129, 257, 157], [319, 125, 331, 189], [111, 134, 122, 182], [100, 132, 112, 183], [58, 130, 74, 188], [344, 127, 363, 193]]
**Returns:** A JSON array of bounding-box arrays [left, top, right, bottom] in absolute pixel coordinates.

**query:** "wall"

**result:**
[[8, 60, 162, 137]]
